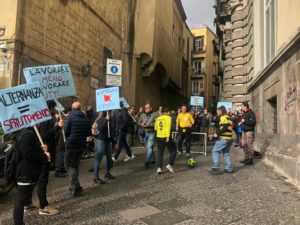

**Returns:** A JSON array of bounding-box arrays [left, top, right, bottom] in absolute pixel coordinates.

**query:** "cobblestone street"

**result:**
[[1, 145, 300, 225]]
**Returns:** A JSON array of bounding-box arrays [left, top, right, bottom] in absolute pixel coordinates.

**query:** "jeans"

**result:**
[[14, 184, 35, 225], [212, 138, 233, 171], [126, 133, 134, 149], [65, 148, 82, 192], [94, 139, 112, 178], [144, 132, 156, 163], [55, 147, 65, 171], [114, 130, 132, 159], [177, 129, 191, 154], [235, 131, 242, 147], [26, 162, 49, 209], [157, 138, 177, 168]]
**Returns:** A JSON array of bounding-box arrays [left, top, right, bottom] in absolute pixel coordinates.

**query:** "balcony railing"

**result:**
[[192, 46, 206, 54], [192, 68, 206, 76]]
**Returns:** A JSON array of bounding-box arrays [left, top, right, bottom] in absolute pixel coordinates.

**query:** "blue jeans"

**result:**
[[212, 138, 233, 171], [144, 132, 156, 163], [94, 139, 112, 178]]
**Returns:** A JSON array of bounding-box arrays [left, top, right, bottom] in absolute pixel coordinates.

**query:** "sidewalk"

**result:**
[[1, 145, 300, 225]]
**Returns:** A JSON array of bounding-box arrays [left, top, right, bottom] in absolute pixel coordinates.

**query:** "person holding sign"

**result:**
[[155, 107, 176, 174], [92, 111, 115, 184], [176, 105, 195, 157], [13, 127, 50, 225], [64, 102, 91, 197]]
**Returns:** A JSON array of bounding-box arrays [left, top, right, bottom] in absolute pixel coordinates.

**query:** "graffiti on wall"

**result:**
[[284, 82, 299, 111]]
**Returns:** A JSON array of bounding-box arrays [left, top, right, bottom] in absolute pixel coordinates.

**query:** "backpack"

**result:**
[[4, 131, 22, 185]]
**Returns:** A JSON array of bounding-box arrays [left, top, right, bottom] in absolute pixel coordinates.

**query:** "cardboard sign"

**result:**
[[0, 82, 52, 134], [217, 102, 233, 112], [23, 64, 76, 100], [96, 87, 120, 112], [190, 96, 204, 106]]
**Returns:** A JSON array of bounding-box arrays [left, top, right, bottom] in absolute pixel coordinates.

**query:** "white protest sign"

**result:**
[[23, 64, 76, 100], [0, 82, 52, 134], [106, 59, 122, 76]]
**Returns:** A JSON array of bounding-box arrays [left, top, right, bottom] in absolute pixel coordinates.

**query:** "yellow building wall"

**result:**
[[277, 0, 300, 49]]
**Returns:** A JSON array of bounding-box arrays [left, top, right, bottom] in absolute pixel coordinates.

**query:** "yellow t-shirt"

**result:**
[[176, 113, 194, 128], [155, 115, 172, 138]]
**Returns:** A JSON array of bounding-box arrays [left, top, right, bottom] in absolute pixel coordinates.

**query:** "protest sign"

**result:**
[[23, 64, 76, 100], [96, 87, 120, 112], [217, 102, 233, 112], [190, 96, 204, 106], [120, 97, 130, 108], [0, 82, 52, 134]]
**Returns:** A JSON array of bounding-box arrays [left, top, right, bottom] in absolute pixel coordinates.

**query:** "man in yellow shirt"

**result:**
[[155, 107, 176, 174], [176, 105, 195, 156]]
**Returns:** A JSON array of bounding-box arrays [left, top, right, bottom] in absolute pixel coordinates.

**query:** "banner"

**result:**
[[0, 82, 52, 134], [217, 102, 233, 112], [96, 87, 120, 112], [190, 96, 204, 106], [120, 97, 130, 108], [23, 64, 76, 100]]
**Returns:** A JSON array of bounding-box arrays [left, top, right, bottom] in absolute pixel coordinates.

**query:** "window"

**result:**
[[193, 59, 205, 75], [264, 0, 276, 64], [194, 36, 204, 52], [192, 81, 200, 94], [103, 47, 112, 68]]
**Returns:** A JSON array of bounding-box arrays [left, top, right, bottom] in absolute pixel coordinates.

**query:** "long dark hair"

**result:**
[[217, 106, 227, 116]]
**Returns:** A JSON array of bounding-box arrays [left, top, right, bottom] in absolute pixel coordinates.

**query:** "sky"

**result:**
[[181, 0, 216, 32]]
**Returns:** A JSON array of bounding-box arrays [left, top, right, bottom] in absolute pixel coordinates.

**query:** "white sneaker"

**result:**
[[178, 152, 182, 156], [124, 156, 131, 162], [166, 164, 175, 174], [112, 157, 117, 162], [131, 154, 136, 159], [157, 168, 162, 174], [186, 153, 190, 157]]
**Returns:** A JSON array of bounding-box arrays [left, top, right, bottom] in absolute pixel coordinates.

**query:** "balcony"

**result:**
[[192, 68, 206, 77], [192, 46, 206, 54]]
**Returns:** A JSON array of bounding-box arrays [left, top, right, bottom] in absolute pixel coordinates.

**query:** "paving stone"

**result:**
[[119, 205, 161, 222], [140, 210, 192, 225]]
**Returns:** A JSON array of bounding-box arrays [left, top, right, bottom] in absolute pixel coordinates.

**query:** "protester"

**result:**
[[199, 108, 211, 134], [211, 106, 233, 175], [126, 106, 136, 158], [64, 102, 91, 197], [240, 102, 257, 165], [13, 127, 51, 225], [92, 111, 115, 184], [113, 102, 134, 162], [232, 110, 243, 148], [155, 107, 176, 174], [176, 105, 194, 156], [138, 103, 157, 168], [24, 100, 61, 215], [137, 107, 145, 146]]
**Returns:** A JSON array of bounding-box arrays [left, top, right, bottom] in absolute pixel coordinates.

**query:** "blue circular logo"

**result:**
[[111, 66, 118, 74]]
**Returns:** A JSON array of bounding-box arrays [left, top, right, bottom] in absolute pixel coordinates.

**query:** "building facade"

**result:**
[[215, 0, 300, 185], [191, 26, 219, 111], [0, 0, 193, 110]]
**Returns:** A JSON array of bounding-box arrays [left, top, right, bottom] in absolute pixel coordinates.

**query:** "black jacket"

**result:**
[[96, 117, 114, 142], [117, 108, 130, 131], [15, 129, 48, 184], [39, 115, 60, 154], [242, 109, 256, 131], [64, 110, 91, 149]]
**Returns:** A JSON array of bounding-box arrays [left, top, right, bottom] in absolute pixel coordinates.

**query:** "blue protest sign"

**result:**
[[96, 87, 120, 112], [190, 96, 204, 106], [0, 82, 52, 134], [23, 64, 76, 100], [120, 97, 130, 108], [217, 102, 233, 112]]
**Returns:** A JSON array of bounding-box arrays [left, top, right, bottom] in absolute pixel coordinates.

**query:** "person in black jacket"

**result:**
[[92, 111, 115, 183], [64, 102, 91, 197], [113, 102, 134, 162], [13, 128, 50, 225], [240, 102, 257, 165]]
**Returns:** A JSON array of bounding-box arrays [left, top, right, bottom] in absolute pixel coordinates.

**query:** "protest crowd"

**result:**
[[1, 99, 260, 225], [0, 65, 260, 225]]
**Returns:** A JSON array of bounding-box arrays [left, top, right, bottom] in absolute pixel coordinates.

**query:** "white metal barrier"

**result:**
[[172, 132, 207, 156]]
